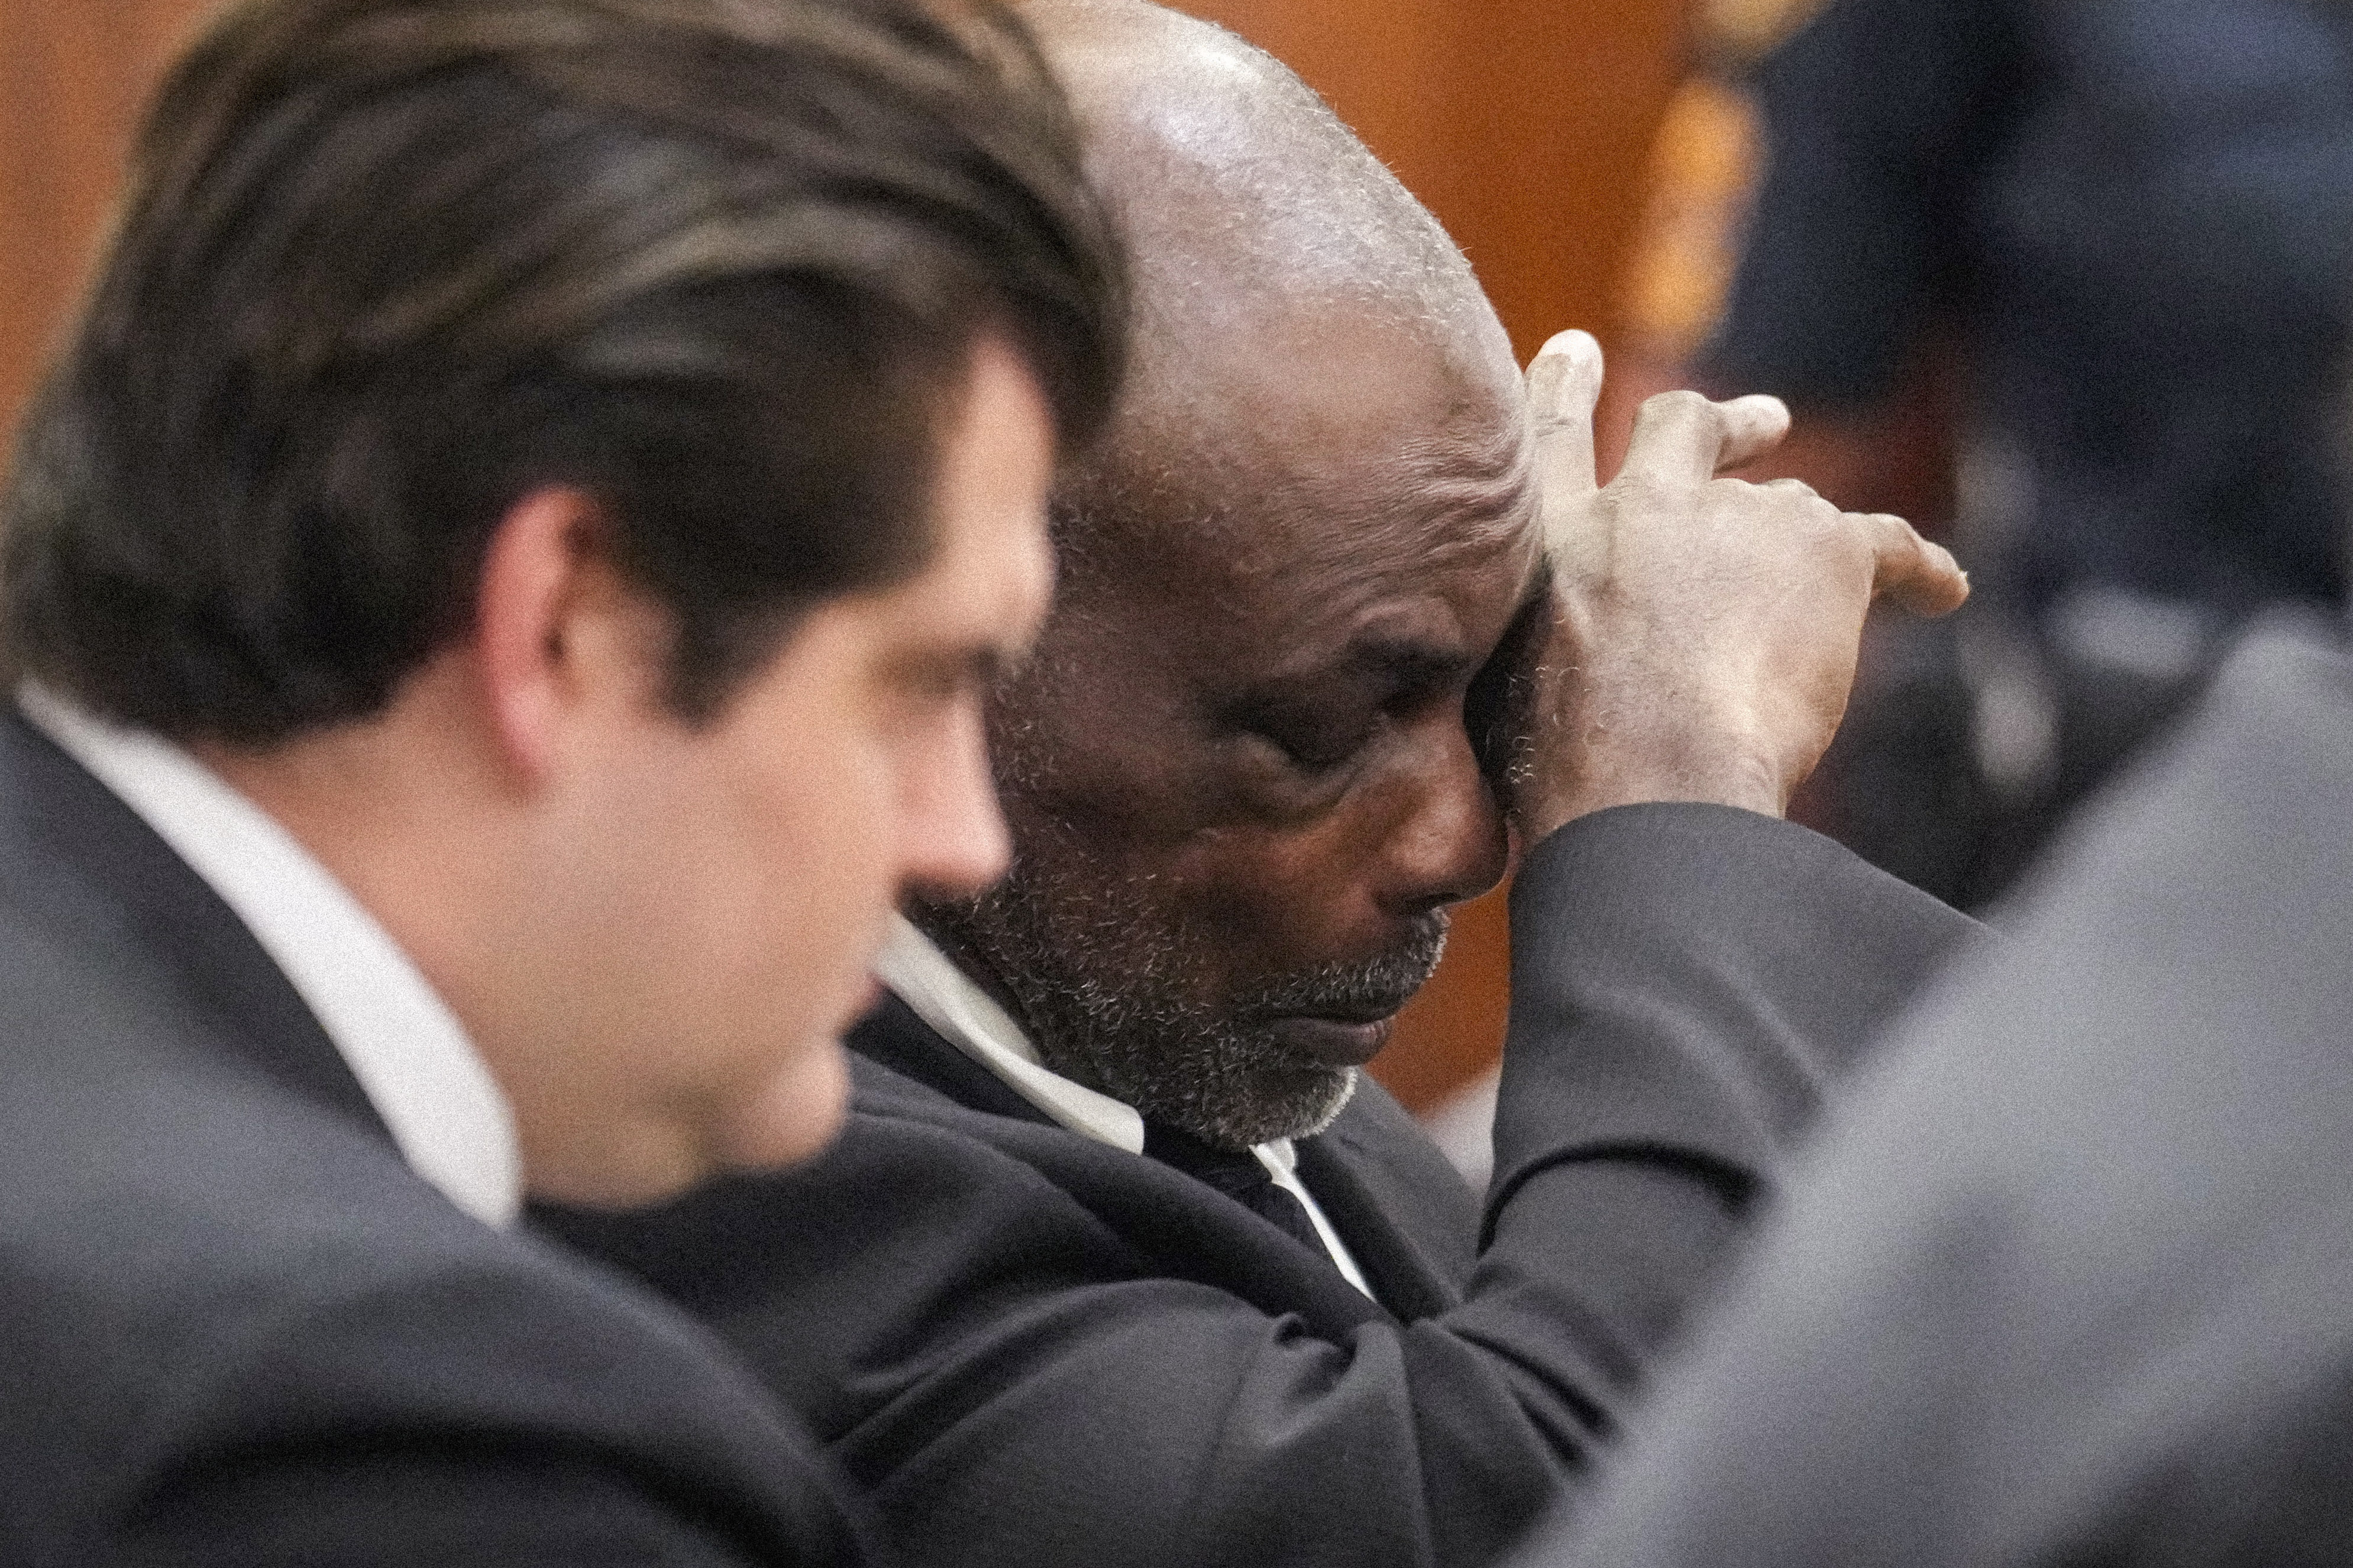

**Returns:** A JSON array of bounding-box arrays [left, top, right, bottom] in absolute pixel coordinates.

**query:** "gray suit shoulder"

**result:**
[[1534, 618, 2353, 1567], [0, 897, 860, 1566]]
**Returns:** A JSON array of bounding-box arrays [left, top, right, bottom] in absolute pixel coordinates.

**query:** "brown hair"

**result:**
[[2, 0, 1126, 739]]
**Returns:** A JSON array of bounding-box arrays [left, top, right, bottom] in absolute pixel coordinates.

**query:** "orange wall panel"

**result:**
[[1181, 0, 1687, 359], [0, 0, 218, 446]]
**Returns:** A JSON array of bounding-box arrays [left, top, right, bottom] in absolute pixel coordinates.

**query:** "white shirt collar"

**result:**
[[873, 915, 1145, 1152], [874, 916, 1372, 1297], [20, 687, 522, 1228]]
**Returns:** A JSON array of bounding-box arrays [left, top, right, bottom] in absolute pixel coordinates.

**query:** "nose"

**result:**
[[1377, 715, 1510, 915], [897, 700, 1013, 898]]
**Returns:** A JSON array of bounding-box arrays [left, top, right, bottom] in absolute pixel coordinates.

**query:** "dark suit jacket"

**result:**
[[1537, 620, 2353, 1567], [544, 801, 1979, 1568], [0, 710, 865, 1566], [1711, 0, 2353, 613]]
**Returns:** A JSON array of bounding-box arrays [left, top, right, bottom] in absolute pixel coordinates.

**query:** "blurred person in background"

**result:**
[[547, 6, 1979, 1568], [1518, 465, 2353, 1568], [1622, 0, 2353, 907], [0, 0, 1122, 1559]]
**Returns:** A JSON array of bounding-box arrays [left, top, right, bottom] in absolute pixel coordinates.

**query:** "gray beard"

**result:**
[[915, 861, 1448, 1152]]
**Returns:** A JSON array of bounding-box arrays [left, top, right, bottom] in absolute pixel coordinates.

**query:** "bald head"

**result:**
[[1024, 1, 1486, 321], [913, 1, 1541, 1151], [1016, 0, 1521, 575]]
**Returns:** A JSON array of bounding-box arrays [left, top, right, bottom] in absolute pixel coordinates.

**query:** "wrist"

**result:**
[[1517, 735, 1784, 842]]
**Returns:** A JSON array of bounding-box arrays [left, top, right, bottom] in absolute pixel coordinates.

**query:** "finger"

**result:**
[[1618, 390, 1795, 486], [1525, 329, 1604, 497], [1860, 513, 1971, 617], [1614, 389, 1720, 485], [1712, 395, 1792, 473]]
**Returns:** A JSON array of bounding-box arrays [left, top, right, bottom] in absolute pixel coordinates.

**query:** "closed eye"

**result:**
[[1256, 713, 1378, 772], [1234, 651, 1466, 777]]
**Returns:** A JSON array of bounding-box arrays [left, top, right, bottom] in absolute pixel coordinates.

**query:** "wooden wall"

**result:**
[[0, 0, 1693, 1116], [1178, 1, 1689, 364], [0, 0, 220, 443]]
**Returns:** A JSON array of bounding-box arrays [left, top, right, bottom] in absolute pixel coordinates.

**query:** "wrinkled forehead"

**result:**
[[1086, 299, 1540, 615]]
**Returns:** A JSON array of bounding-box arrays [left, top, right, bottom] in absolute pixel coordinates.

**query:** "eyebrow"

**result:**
[[888, 638, 1023, 694], [1348, 635, 1472, 688], [1234, 631, 1473, 710], [1280, 568, 1549, 688]]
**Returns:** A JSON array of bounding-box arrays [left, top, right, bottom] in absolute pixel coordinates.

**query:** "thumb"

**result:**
[[1527, 329, 1604, 499]]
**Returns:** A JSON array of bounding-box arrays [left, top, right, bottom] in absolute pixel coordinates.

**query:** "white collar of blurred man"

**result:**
[[876, 913, 1376, 1297], [22, 681, 522, 1224], [24, 336, 1056, 1216]]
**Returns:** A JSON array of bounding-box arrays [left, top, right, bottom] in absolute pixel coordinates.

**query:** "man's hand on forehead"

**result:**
[[1507, 329, 1968, 841]]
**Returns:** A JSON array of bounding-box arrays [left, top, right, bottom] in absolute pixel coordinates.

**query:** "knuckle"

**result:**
[[1531, 406, 1582, 441], [1608, 469, 1675, 509], [1641, 388, 1712, 423], [1872, 513, 1924, 555], [1699, 473, 1776, 512]]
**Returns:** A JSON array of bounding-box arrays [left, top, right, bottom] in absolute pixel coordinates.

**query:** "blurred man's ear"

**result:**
[[472, 487, 645, 787]]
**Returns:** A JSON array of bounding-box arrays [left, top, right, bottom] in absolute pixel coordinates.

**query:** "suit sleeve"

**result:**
[[551, 804, 1981, 1568], [1462, 802, 1984, 1456], [124, 1452, 771, 1567], [106, 1256, 867, 1568]]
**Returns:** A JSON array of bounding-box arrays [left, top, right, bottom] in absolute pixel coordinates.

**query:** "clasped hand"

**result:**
[[1504, 329, 1969, 842]]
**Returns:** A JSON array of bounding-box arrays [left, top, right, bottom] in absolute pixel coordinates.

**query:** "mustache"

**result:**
[[1237, 909, 1450, 1020]]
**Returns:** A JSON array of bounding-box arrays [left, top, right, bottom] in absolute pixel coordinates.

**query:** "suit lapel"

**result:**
[[850, 991, 1409, 1331], [1298, 1081, 1480, 1321], [0, 709, 387, 1138], [847, 992, 1059, 1128], [856, 985, 1478, 1325]]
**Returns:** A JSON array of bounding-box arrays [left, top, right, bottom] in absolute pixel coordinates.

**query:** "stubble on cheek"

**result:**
[[915, 849, 1446, 1149]]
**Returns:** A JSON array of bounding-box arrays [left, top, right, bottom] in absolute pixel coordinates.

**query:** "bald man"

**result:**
[[544, 7, 1976, 1566]]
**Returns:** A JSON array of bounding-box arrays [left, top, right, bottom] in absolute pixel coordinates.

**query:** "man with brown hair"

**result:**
[[0, 0, 1122, 1559]]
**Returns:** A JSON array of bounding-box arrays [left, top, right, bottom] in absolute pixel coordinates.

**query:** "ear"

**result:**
[[472, 486, 625, 784]]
